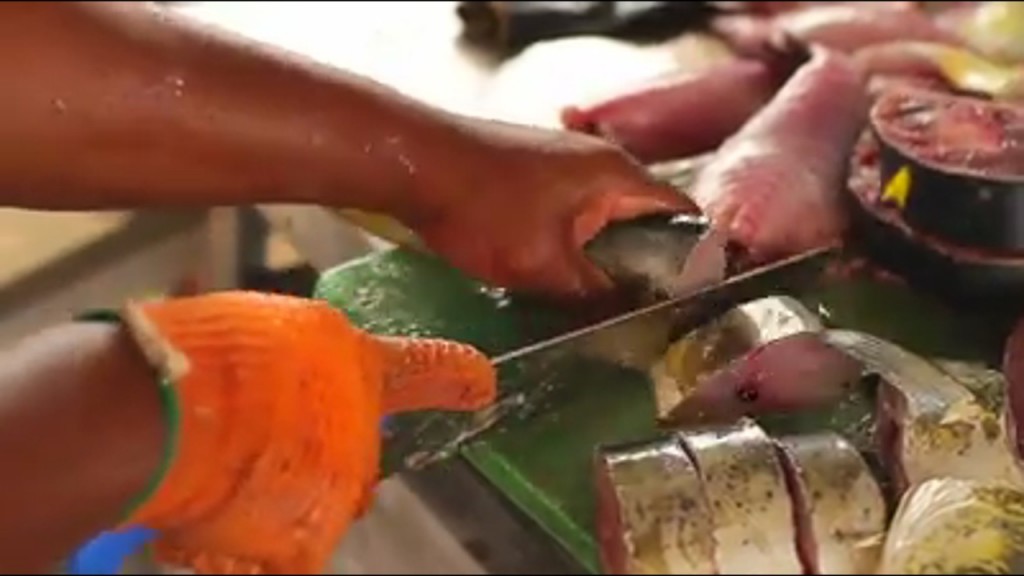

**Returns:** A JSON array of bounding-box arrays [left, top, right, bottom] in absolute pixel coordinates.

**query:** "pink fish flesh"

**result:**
[[691, 47, 869, 262], [560, 52, 804, 164], [668, 332, 864, 424]]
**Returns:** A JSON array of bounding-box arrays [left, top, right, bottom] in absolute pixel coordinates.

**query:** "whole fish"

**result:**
[[823, 330, 1024, 499], [649, 296, 826, 424], [560, 53, 803, 164], [594, 436, 717, 574], [677, 418, 803, 574], [690, 47, 869, 262], [879, 478, 1024, 574], [772, 433, 887, 575]]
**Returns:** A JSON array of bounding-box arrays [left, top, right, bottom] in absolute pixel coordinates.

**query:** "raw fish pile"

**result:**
[[558, 1, 1024, 268], [598, 296, 1024, 574]]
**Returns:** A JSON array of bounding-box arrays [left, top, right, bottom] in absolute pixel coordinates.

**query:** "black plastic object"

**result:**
[[847, 136, 1024, 309], [456, 1, 716, 55], [871, 89, 1024, 253]]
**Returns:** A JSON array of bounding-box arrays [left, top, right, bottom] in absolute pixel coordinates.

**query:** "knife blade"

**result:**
[[384, 244, 840, 473]]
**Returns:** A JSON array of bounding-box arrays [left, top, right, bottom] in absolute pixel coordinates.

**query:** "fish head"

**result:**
[[667, 332, 864, 425]]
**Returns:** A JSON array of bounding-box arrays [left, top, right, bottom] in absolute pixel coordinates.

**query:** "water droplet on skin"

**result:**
[[398, 154, 416, 175], [164, 75, 186, 98]]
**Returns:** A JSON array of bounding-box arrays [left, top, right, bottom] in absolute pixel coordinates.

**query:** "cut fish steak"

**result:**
[[772, 433, 887, 575], [595, 436, 717, 574], [676, 418, 803, 574]]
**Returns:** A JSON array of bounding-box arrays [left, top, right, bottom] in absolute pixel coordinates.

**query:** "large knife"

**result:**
[[382, 239, 840, 474]]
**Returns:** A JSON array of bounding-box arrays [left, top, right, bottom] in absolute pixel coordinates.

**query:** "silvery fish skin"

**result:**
[[880, 478, 1024, 574], [773, 433, 887, 575], [677, 418, 803, 574], [649, 296, 824, 424], [576, 211, 729, 371], [584, 212, 729, 300], [594, 437, 717, 575], [823, 330, 1024, 498]]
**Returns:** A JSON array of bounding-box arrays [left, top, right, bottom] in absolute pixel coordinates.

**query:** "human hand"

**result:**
[[117, 292, 495, 574], [407, 120, 700, 298]]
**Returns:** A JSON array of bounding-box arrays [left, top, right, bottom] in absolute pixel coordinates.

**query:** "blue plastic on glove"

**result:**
[[67, 414, 393, 574], [68, 527, 157, 575]]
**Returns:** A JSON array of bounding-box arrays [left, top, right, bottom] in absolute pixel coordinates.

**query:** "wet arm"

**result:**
[[0, 1, 477, 220]]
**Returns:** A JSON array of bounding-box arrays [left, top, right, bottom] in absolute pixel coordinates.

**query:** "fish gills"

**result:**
[[677, 418, 803, 574], [595, 437, 717, 575], [823, 330, 1024, 497], [880, 478, 1024, 574], [773, 433, 887, 574]]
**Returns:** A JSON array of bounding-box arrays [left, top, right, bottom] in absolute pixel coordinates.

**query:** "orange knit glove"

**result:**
[[114, 291, 496, 574]]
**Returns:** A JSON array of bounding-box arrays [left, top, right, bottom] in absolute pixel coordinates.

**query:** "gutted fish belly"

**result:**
[[595, 437, 717, 574], [880, 478, 1024, 574], [677, 418, 803, 574], [691, 47, 868, 262], [773, 433, 886, 575], [823, 330, 1024, 498], [650, 296, 824, 424]]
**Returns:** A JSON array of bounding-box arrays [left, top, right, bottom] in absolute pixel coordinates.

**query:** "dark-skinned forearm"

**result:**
[[0, 322, 165, 574], [0, 2, 471, 220]]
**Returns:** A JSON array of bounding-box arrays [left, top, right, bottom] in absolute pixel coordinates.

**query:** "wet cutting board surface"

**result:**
[[315, 247, 1007, 573]]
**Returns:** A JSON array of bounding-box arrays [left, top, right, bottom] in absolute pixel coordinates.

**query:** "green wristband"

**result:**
[[76, 308, 182, 521]]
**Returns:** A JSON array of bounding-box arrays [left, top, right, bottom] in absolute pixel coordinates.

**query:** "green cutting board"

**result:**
[[314, 247, 1009, 573]]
